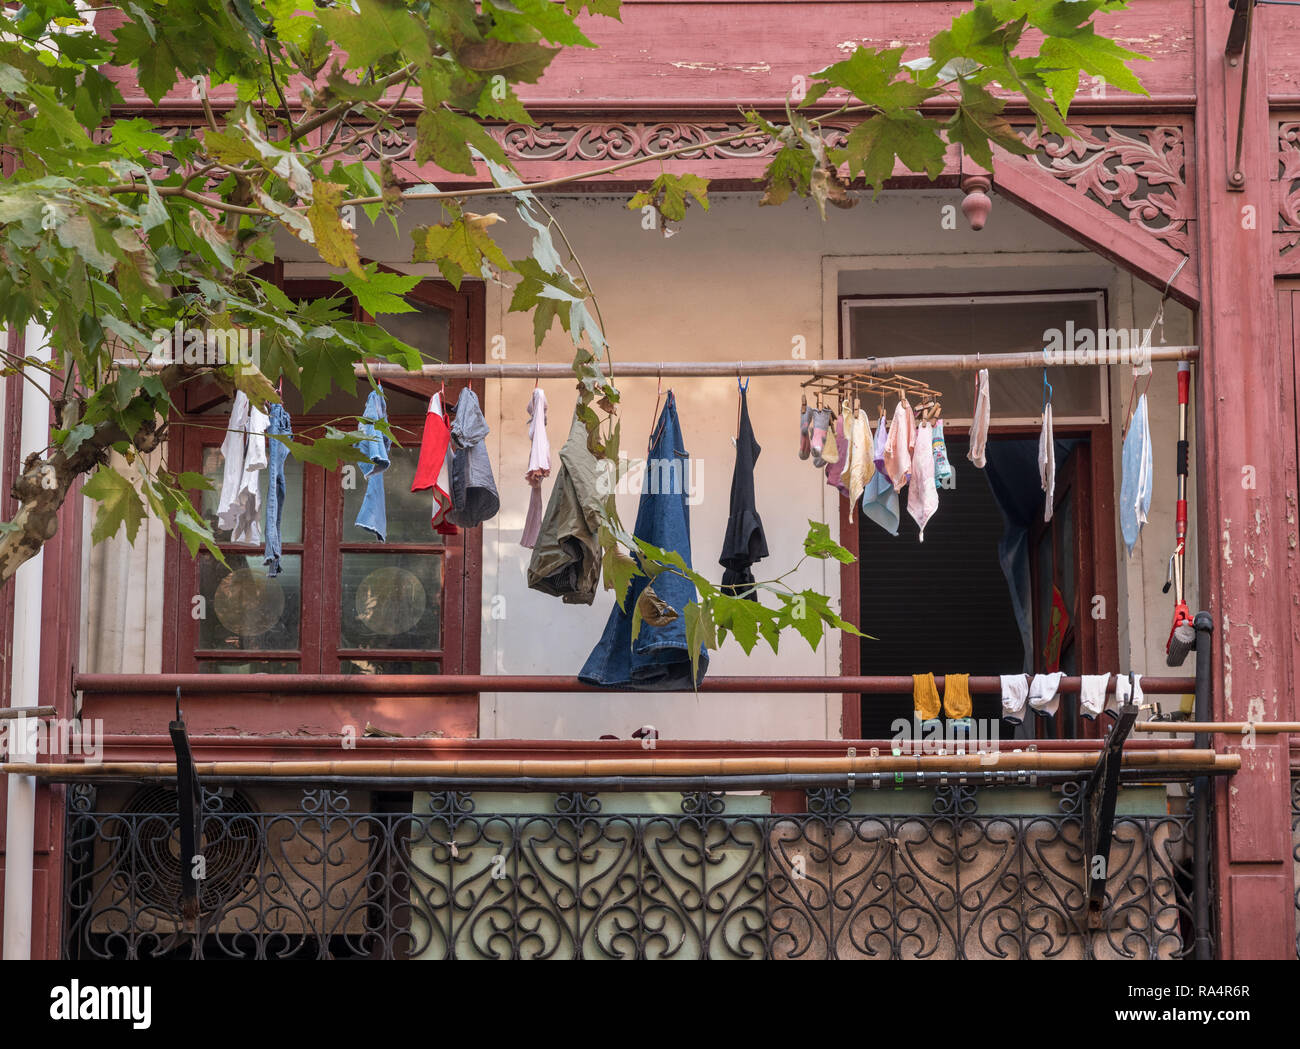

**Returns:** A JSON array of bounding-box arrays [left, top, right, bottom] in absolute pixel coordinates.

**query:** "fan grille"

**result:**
[[111, 787, 262, 915]]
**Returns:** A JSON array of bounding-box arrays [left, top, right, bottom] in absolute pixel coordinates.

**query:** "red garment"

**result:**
[[411, 393, 458, 536]]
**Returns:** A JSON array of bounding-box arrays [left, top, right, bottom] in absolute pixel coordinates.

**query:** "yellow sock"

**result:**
[[913, 672, 940, 721], [943, 672, 972, 719]]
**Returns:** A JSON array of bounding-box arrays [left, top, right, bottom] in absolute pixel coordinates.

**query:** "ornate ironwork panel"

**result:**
[[63, 785, 1199, 960]]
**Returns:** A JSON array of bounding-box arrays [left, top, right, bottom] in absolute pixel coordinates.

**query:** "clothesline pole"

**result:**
[[113, 345, 1199, 380], [361, 345, 1199, 379]]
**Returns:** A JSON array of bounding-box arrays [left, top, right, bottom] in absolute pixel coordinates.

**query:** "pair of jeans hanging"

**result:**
[[263, 403, 292, 577], [354, 389, 392, 541], [579, 391, 708, 690]]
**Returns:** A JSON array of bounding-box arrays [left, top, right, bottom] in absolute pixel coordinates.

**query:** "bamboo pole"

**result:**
[[114, 344, 1199, 381], [2, 749, 1238, 779], [1135, 721, 1300, 734]]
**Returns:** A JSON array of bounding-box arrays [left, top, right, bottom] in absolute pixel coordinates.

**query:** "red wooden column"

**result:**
[[1193, 0, 1297, 958]]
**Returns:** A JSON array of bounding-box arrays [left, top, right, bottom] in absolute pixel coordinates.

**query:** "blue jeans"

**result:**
[[355, 390, 391, 541], [263, 403, 292, 577], [579, 391, 708, 689]]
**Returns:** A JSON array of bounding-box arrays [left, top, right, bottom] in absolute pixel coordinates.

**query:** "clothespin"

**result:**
[[1042, 370, 1053, 413], [535, 358, 541, 389]]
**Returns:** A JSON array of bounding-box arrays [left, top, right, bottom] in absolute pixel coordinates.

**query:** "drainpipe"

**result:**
[[3, 325, 49, 960], [1192, 611, 1214, 960]]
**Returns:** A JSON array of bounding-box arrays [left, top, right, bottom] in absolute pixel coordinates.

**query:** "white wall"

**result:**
[[82, 188, 1196, 735]]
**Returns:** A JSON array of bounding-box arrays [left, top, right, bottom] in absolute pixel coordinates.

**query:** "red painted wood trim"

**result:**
[[990, 145, 1200, 308], [1194, 0, 1298, 958]]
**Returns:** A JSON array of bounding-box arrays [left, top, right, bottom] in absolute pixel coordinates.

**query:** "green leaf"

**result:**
[[83, 467, 146, 545], [803, 519, 855, 563], [332, 267, 420, 315], [317, 0, 428, 69], [412, 217, 513, 288], [845, 112, 947, 190], [602, 545, 641, 609], [683, 600, 716, 687]]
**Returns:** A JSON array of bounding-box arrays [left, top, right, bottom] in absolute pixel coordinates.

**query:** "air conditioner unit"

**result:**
[[81, 785, 376, 943]]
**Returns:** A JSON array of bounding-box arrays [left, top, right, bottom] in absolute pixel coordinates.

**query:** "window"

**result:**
[[163, 278, 484, 676], [837, 291, 1116, 739]]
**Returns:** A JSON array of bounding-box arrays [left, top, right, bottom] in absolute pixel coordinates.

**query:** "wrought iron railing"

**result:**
[[1292, 775, 1299, 960], [64, 782, 1201, 960]]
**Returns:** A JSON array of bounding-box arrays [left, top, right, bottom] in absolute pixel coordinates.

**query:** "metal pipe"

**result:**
[[1192, 611, 1214, 960], [28, 769, 1229, 790], [1135, 721, 1299, 734], [3, 749, 1237, 779], [114, 345, 1199, 380], [74, 672, 1198, 695], [3, 324, 49, 962]]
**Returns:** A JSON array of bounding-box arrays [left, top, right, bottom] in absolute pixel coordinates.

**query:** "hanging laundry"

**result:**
[[263, 403, 292, 578], [411, 391, 458, 536], [798, 400, 813, 461], [1113, 672, 1145, 717], [912, 672, 941, 722], [217, 391, 268, 544], [1027, 671, 1063, 717], [825, 411, 850, 497], [908, 421, 938, 540], [1000, 673, 1030, 724], [1120, 393, 1153, 555], [861, 415, 899, 536], [932, 419, 954, 489], [527, 410, 605, 604], [942, 672, 972, 720], [580, 392, 708, 689], [447, 387, 499, 528], [883, 397, 916, 492], [821, 414, 840, 464], [521, 387, 551, 549], [719, 386, 768, 600], [810, 406, 833, 467], [1079, 672, 1112, 720], [354, 388, 392, 542], [847, 408, 873, 523], [968, 368, 990, 468], [1038, 400, 1055, 522]]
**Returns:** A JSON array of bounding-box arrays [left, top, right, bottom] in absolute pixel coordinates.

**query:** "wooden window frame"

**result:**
[[161, 276, 485, 678]]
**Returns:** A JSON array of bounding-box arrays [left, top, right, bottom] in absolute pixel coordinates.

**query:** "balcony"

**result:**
[[64, 780, 1204, 960]]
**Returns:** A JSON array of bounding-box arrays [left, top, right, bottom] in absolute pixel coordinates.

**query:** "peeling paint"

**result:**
[[1246, 625, 1263, 670], [1221, 523, 1232, 567], [668, 61, 771, 73], [1221, 613, 1232, 709]]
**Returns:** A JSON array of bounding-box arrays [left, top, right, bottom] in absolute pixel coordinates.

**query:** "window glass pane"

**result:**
[[339, 552, 442, 651], [376, 301, 450, 364], [199, 445, 302, 545], [199, 660, 300, 673], [341, 442, 444, 544], [847, 296, 1103, 420], [341, 659, 442, 674], [197, 553, 301, 651]]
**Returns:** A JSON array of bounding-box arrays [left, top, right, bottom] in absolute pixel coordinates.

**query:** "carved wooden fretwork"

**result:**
[[1017, 125, 1190, 256], [1278, 121, 1300, 259], [101, 117, 1193, 260]]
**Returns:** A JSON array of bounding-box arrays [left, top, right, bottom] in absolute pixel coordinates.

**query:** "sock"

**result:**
[[810, 408, 831, 463], [799, 405, 812, 460], [913, 672, 941, 722], [942, 672, 972, 720], [821, 419, 840, 464]]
